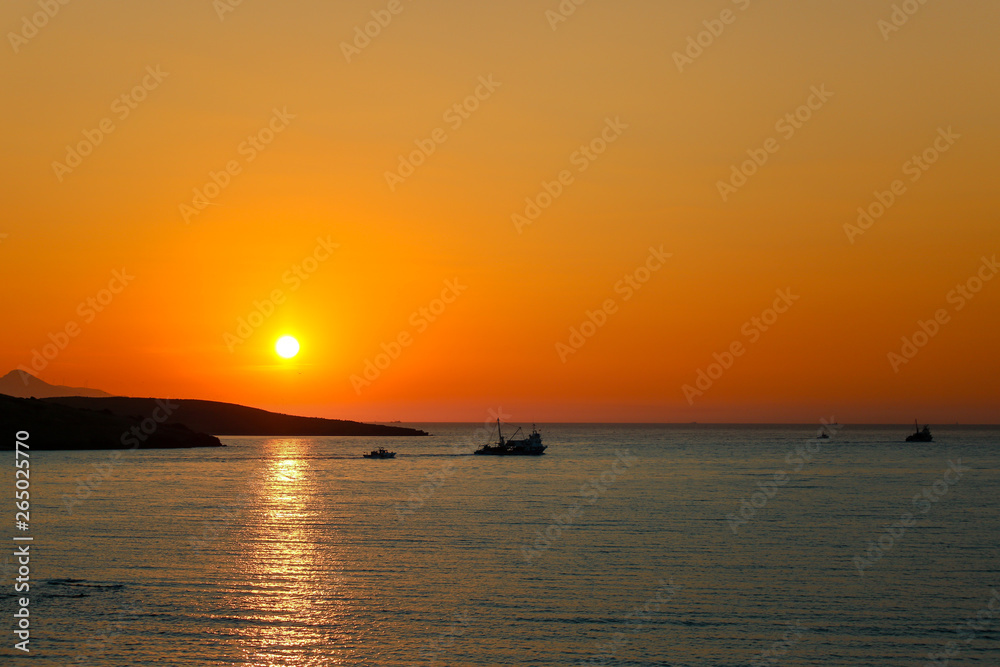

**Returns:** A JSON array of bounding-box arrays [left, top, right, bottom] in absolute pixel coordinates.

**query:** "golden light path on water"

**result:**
[[224, 439, 351, 666]]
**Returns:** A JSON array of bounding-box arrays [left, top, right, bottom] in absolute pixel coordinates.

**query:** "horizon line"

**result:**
[[365, 421, 1000, 427]]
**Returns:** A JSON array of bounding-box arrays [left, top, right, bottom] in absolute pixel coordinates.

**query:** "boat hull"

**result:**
[[473, 446, 545, 456], [474, 422, 547, 456]]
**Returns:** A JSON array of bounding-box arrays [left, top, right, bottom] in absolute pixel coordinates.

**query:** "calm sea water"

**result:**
[[4, 423, 999, 666]]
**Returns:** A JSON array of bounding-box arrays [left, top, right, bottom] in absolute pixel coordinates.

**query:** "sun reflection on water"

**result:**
[[220, 439, 352, 666]]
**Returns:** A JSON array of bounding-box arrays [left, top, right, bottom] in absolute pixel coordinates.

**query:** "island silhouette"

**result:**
[[1, 371, 428, 450], [0, 369, 113, 398]]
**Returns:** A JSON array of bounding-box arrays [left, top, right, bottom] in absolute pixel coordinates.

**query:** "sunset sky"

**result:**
[[2, 0, 997, 422]]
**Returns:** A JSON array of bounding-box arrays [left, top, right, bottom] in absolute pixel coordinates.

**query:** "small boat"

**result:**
[[363, 447, 396, 459], [817, 432, 830, 439], [474, 420, 546, 456], [905, 420, 933, 442]]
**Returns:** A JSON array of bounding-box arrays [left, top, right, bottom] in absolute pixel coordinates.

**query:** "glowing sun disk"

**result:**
[[276, 336, 300, 359]]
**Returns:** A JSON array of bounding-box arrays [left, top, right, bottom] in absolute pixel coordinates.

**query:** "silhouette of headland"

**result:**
[[1, 371, 429, 449], [0, 393, 222, 450], [45, 396, 430, 437]]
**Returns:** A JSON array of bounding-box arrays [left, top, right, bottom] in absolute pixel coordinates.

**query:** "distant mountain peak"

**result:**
[[0, 370, 114, 399]]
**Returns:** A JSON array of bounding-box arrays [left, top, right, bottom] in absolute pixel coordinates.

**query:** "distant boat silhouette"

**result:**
[[905, 420, 933, 442], [474, 420, 546, 456], [363, 447, 396, 459]]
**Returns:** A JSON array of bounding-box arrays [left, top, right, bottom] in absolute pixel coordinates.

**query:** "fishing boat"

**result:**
[[362, 447, 396, 459], [474, 420, 546, 456], [905, 420, 933, 442]]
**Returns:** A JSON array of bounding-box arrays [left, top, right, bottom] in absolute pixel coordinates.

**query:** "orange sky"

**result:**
[[1, 0, 998, 423]]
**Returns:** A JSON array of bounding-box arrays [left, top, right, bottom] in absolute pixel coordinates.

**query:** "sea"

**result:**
[[5, 423, 999, 666]]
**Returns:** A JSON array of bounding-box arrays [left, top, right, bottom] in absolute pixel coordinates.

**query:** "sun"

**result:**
[[275, 335, 300, 359]]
